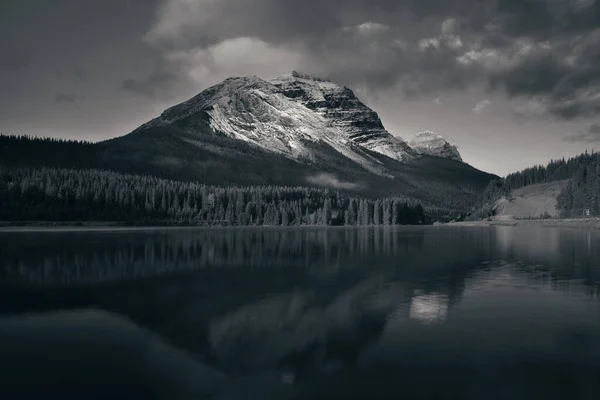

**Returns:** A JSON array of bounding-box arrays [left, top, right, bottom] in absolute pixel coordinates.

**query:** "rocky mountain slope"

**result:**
[[409, 131, 462, 162], [272, 72, 415, 162], [133, 72, 415, 176]]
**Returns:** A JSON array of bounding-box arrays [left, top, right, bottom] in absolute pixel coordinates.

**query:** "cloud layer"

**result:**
[[55, 93, 86, 103], [128, 0, 600, 120], [564, 123, 600, 143]]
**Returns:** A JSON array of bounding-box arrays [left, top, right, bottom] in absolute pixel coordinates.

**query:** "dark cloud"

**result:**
[[145, 0, 497, 49], [142, 0, 484, 99], [303, 21, 475, 94], [121, 78, 157, 98], [549, 94, 600, 120], [486, 27, 600, 119], [563, 123, 600, 143], [120, 69, 179, 99], [140, 0, 600, 119], [55, 93, 86, 103], [489, 53, 566, 97], [0, 49, 30, 72], [55, 66, 91, 81], [73, 67, 89, 81], [495, 0, 600, 38], [469, 2, 600, 120]]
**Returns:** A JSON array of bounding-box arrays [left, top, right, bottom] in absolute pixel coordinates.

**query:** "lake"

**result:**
[[1, 226, 600, 399]]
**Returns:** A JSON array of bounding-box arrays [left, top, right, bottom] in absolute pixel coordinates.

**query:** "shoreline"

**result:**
[[0, 221, 432, 233], [447, 218, 600, 230], [4, 219, 600, 232]]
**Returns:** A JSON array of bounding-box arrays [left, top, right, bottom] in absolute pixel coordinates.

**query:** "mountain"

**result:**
[[408, 131, 462, 162], [132, 72, 415, 176], [0, 72, 497, 216]]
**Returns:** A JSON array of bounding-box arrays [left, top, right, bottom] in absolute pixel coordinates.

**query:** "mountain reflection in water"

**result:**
[[1, 226, 600, 399]]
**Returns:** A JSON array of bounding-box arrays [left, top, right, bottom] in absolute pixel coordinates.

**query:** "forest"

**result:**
[[0, 134, 97, 170], [503, 151, 599, 190], [0, 165, 430, 226], [468, 150, 600, 219], [556, 157, 600, 217], [0, 134, 495, 219]]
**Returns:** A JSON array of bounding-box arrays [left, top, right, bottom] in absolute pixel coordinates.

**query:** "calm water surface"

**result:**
[[1, 226, 600, 399]]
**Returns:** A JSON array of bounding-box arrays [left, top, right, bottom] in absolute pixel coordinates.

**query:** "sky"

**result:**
[[1, 0, 600, 176]]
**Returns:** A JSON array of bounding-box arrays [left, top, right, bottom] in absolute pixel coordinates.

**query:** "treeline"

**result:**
[[0, 165, 429, 226], [556, 160, 600, 217], [0, 134, 97, 169], [0, 134, 93, 145], [0, 134, 490, 219], [504, 151, 599, 190]]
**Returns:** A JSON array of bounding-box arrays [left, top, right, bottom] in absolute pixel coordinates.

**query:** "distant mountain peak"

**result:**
[[409, 131, 462, 162]]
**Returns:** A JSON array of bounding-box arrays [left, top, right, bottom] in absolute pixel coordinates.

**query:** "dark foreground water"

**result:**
[[1, 226, 600, 399]]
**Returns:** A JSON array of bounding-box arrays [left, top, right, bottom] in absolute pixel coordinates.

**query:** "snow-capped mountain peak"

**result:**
[[270, 72, 415, 162], [408, 131, 462, 162], [132, 72, 417, 176]]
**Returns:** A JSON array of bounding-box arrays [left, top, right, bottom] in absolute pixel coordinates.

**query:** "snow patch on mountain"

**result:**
[[408, 131, 462, 162], [270, 72, 415, 162]]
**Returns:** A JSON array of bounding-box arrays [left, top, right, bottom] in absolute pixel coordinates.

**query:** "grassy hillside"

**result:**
[[492, 180, 569, 219]]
